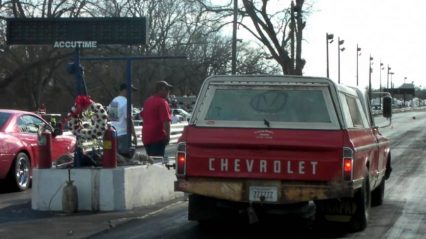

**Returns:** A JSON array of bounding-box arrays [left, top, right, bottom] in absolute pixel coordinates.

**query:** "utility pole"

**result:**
[[326, 33, 334, 78], [338, 37, 345, 84], [356, 45, 361, 86], [232, 0, 238, 75], [379, 62, 384, 106], [387, 65, 391, 89], [369, 55, 373, 100]]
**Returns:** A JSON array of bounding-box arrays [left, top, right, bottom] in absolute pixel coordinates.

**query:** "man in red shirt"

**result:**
[[141, 81, 172, 157]]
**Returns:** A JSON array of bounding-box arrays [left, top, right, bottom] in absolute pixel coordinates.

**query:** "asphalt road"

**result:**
[[90, 111, 426, 239], [1, 110, 425, 239]]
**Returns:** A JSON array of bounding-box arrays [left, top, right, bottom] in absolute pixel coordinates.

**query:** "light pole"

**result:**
[[326, 33, 334, 78], [338, 37, 345, 84], [356, 44, 361, 86], [387, 65, 392, 89], [232, 0, 238, 75], [368, 55, 373, 100], [379, 62, 384, 106]]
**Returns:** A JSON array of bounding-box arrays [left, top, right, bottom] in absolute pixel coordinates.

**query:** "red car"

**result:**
[[0, 109, 76, 191]]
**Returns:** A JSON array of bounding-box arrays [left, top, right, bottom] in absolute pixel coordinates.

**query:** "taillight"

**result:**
[[176, 142, 186, 176], [343, 147, 353, 180]]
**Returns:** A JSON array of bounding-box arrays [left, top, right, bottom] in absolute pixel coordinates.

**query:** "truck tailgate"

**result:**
[[184, 127, 344, 181]]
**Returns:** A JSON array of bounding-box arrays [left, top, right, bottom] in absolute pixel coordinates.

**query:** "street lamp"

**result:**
[[368, 55, 374, 100], [338, 37, 345, 84], [379, 62, 384, 106], [356, 44, 361, 86], [326, 33, 334, 78], [387, 65, 391, 89]]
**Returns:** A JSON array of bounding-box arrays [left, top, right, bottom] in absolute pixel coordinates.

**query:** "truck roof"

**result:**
[[201, 75, 358, 96]]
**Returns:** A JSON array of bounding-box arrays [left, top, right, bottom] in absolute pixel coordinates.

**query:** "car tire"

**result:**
[[371, 177, 385, 206], [8, 152, 31, 191], [349, 168, 371, 232]]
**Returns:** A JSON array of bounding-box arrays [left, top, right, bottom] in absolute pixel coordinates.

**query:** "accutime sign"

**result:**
[[53, 41, 97, 48], [6, 17, 147, 47]]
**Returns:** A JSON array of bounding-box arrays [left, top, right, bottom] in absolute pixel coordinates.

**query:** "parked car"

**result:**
[[0, 109, 76, 191], [172, 108, 192, 121]]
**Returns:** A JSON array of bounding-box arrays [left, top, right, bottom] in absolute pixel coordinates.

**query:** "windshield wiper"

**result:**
[[263, 118, 270, 128]]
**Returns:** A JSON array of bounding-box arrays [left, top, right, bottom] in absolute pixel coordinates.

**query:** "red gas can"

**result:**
[[102, 124, 117, 168]]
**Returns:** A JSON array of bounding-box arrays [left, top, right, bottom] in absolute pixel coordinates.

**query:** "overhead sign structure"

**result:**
[[6, 17, 147, 47]]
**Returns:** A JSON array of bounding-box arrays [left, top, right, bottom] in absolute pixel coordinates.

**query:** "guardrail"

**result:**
[[134, 121, 188, 147]]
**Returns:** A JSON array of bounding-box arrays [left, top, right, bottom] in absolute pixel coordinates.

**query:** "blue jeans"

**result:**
[[117, 134, 131, 156], [144, 140, 167, 157]]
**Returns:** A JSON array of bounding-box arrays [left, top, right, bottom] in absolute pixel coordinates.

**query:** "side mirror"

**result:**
[[382, 96, 392, 118]]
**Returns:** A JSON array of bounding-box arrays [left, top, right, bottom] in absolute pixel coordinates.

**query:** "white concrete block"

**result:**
[[32, 165, 183, 212]]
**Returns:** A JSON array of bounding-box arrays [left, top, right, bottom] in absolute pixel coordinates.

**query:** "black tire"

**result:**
[[8, 152, 31, 191], [349, 169, 371, 232], [385, 155, 392, 180], [371, 178, 385, 206]]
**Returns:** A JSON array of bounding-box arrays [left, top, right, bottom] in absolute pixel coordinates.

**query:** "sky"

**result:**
[[302, 0, 426, 89]]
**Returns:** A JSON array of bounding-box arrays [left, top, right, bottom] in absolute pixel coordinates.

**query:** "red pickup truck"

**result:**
[[175, 75, 392, 231]]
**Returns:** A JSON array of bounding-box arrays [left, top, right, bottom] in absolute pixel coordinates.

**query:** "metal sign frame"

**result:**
[[6, 17, 147, 46]]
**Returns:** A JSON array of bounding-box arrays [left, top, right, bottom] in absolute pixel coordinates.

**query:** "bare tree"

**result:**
[[0, 0, 284, 111], [0, 0, 91, 110], [195, 0, 307, 75]]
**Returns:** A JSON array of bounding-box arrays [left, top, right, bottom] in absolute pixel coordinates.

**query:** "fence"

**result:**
[[134, 121, 188, 147]]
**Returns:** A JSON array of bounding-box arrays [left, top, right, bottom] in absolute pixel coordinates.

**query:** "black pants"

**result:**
[[144, 140, 167, 157]]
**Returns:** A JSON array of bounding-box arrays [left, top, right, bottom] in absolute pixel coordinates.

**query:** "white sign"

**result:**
[[53, 41, 97, 48]]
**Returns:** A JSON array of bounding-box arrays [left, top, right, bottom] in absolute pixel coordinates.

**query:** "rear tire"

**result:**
[[349, 168, 370, 232], [8, 152, 31, 191], [371, 178, 385, 206]]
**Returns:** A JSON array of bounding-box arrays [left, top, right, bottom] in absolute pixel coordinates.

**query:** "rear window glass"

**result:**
[[206, 89, 331, 122], [0, 112, 11, 129], [195, 85, 340, 129]]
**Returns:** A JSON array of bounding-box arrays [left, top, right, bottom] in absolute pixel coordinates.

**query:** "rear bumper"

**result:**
[[175, 177, 363, 204]]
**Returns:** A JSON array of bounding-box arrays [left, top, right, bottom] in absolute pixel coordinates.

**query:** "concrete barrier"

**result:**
[[32, 165, 183, 212]]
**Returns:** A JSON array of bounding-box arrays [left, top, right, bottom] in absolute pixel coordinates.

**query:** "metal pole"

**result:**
[[73, 47, 83, 168], [368, 55, 372, 100], [338, 37, 341, 84], [356, 44, 359, 86], [126, 60, 132, 150], [232, 0, 237, 75], [326, 33, 330, 78], [387, 65, 390, 89], [379, 62, 383, 107]]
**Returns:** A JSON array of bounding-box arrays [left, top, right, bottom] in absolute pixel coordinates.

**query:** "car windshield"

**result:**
[[0, 112, 11, 129]]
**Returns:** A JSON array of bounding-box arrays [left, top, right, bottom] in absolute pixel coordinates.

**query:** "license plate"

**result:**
[[249, 186, 278, 202]]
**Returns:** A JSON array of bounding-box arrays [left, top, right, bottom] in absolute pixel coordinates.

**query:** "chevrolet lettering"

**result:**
[[207, 158, 318, 175], [174, 75, 392, 232]]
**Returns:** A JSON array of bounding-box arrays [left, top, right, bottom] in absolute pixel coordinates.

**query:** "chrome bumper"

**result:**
[[175, 177, 363, 203]]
